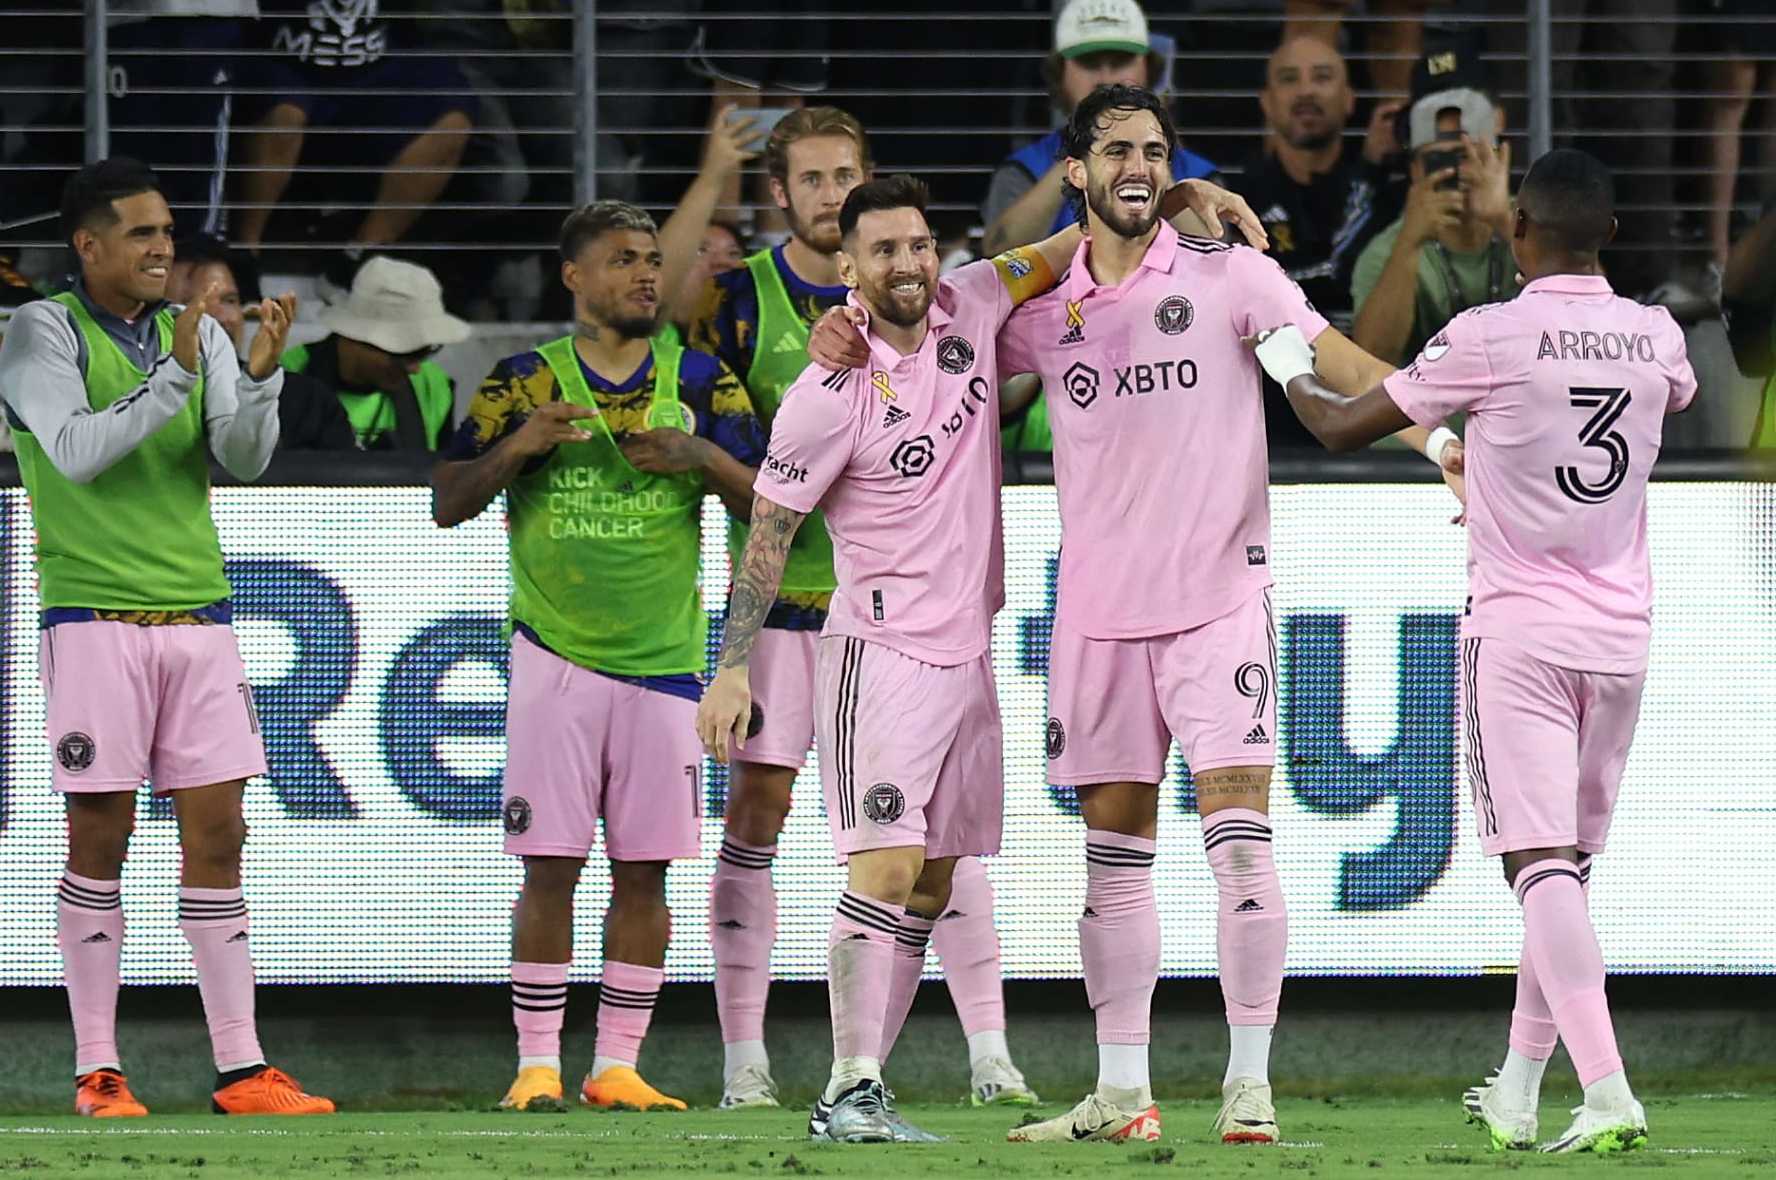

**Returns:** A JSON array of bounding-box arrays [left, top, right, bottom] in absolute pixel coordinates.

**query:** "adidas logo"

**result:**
[[80, 932, 111, 944], [1057, 323, 1084, 346], [1082, 906, 1098, 918], [227, 930, 249, 943], [1242, 724, 1269, 744], [716, 919, 746, 930], [1234, 899, 1264, 914], [774, 330, 802, 353], [882, 404, 910, 428]]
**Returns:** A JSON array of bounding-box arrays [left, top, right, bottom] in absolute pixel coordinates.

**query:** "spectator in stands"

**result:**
[[665, 222, 746, 342], [1723, 204, 1776, 448], [1350, 51, 1516, 367], [166, 235, 247, 353], [280, 257, 469, 452], [1697, 0, 1776, 274], [981, 0, 1216, 254], [235, 9, 475, 291]]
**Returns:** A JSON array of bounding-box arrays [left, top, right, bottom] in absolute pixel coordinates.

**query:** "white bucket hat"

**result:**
[[319, 256, 470, 354]]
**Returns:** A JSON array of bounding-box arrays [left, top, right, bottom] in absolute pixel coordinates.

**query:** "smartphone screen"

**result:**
[[727, 107, 794, 151]]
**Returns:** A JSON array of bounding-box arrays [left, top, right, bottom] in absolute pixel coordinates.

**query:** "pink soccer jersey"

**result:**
[[755, 260, 1015, 667], [1384, 274, 1697, 673], [997, 231, 1329, 639]]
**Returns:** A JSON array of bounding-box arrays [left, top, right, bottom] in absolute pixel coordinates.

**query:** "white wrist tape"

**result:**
[[1253, 324, 1316, 387], [1422, 426, 1459, 465]]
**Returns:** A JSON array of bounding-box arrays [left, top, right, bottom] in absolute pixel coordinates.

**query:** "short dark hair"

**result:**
[[60, 157, 161, 245], [558, 200, 658, 261], [838, 174, 930, 242], [177, 232, 261, 301], [1060, 84, 1180, 227], [1518, 148, 1615, 255]]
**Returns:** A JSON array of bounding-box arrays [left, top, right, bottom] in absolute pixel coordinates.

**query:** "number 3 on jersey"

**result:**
[[1555, 386, 1632, 504]]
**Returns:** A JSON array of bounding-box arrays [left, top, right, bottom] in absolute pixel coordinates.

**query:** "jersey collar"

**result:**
[[845, 286, 951, 368], [1064, 225, 1179, 304], [1521, 273, 1614, 298]]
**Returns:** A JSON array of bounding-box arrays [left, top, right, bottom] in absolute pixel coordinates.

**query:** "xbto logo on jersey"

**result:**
[[502, 796, 532, 835], [1154, 295, 1193, 335], [1115, 360, 1198, 397], [890, 434, 936, 478], [936, 335, 975, 375], [1062, 361, 1100, 408], [1045, 717, 1066, 760], [56, 731, 95, 773], [863, 782, 906, 824], [940, 377, 991, 438]]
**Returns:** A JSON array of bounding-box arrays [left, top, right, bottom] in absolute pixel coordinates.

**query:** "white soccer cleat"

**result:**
[[1005, 1091, 1160, 1143], [1539, 1099, 1647, 1154], [718, 1063, 780, 1110], [1214, 1078, 1278, 1144], [970, 1056, 1039, 1106], [1462, 1072, 1537, 1150]]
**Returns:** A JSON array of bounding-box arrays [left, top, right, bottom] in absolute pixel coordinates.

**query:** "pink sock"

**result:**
[[178, 886, 264, 1071], [1203, 809, 1288, 1026], [932, 857, 1006, 1039], [828, 891, 897, 1062], [1516, 858, 1622, 1086], [710, 837, 777, 1045], [512, 961, 570, 1060], [594, 961, 662, 1067], [1080, 833, 1159, 1045], [879, 909, 935, 1064], [57, 872, 123, 1075], [1509, 855, 1590, 1060]]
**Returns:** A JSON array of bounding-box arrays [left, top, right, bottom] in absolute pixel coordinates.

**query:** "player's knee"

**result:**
[[609, 860, 669, 910], [181, 811, 247, 873], [906, 857, 957, 918], [66, 808, 134, 876], [522, 856, 585, 902], [1500, 846, 1580, 888], [846, 846, 924, 907], [1079, 781, 1160, 839], [727, 766, 794, 845]]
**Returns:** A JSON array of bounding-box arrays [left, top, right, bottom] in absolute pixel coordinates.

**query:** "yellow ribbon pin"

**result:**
[[871, 371, 897, 402], [1065, 301, 1085, 330]]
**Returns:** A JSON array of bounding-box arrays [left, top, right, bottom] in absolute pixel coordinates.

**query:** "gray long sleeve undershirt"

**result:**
[[0, 299, 280, 484]]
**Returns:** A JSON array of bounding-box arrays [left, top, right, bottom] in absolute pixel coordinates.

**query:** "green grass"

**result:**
[[2, 1094, 1772, 1178]]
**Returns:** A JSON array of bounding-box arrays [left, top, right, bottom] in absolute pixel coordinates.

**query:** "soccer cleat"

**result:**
[[718, 1063, 780, 1109], [498, 1064, 565, 1112], [211, 1066, 335, 1115], [969, 1056, 1039, 1107], [882, 1087, 945, 1142], [75, 1069, 148, 1118], [1005, 1091, 1161, 1143], [810, 1079, 895, 1143], [1540, 1099, 1647, 1154], [1462, 1072, 1537, 1150], [579, 1065, 686, 1111], [1214, 1078, 1278, 1144]]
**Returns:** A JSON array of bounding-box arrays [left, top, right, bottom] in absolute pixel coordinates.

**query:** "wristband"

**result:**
[[1422, 426, 1458, 466], [1252, 324, 1316, 387]]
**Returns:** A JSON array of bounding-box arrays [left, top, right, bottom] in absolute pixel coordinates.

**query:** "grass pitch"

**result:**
[[2, 1093, 1771, 1179]]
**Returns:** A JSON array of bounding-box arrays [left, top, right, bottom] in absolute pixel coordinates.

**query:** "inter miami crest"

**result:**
[[56, 731, 95, 773], [1154, 295, 1193, 335], [936, 335, 975, 375], [503, 796, 533, 835], [1046, 718, 1066, 760], [863, 782, 906, 824]]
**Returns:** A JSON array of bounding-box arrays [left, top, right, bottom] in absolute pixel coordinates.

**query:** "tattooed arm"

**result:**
[[695, 494, 808, 759]]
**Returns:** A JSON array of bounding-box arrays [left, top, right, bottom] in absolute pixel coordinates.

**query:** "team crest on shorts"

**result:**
[[502, 796, 533, 835], [56, 731, 95, 773], [936, 335, 975, 375], [1046, 717, 1066, 760], [862, 783, 906, 825], [1154, 295, 1193, 335]]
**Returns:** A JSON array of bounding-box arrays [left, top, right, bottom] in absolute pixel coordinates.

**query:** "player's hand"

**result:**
[[619, 427, 712, 474], [1439, 439, 1468, 524], [1401, 157, 1464, 248], [1462, 135, 1513, 238], [245, 293, 298, 381], [510, 401, 599, 457], [1164, 179, 1269, 251], [172, 281, 218, 375], [704, 104, 764, 180], [808, 305, 869, 371], [1363, 99, 1407, 165], [696, 667, 753, 762]]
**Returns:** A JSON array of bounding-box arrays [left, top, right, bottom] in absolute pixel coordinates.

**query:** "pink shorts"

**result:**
[[814, 636, 1003, 860], [39, 621, 266, 794], [501, 634, 703, 862], [1047, 589, 1277, 785], [728, 627, 817, 770], [1461, 636, 1645, 857]]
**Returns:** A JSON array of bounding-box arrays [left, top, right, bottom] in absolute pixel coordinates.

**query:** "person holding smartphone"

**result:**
[[1351, 47, 1518, 368]]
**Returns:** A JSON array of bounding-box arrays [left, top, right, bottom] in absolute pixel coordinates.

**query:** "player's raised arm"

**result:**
[[1251, 324, 1415, 453], [658, 106, 761, 325], [1305, 324, 1463, 472], [203, 292, 296, 480]]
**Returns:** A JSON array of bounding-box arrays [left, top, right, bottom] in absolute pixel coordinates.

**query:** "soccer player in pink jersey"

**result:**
[[698, 172, 1267, 1143], [975, 85, 1461, 1148], [1250, 148, 1695, 1155]]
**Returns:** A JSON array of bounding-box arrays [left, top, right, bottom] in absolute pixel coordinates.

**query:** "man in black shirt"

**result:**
[[1232, 37, 1403, 449]]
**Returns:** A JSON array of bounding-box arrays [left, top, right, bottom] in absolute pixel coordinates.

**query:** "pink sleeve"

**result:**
[[1657, 310, 1699, 414], [753, 368, 857, 514], [1381, 307, 1495, 426], [942, 259, 1015, 329], [1227, 246, 1331, 341], [996, 301, 1038, 378]]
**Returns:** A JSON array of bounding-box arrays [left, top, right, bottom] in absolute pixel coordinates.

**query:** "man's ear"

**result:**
[[836, 248, 858, 290], [769, 176, 790, 213], [1512, 207, 1529, 242]]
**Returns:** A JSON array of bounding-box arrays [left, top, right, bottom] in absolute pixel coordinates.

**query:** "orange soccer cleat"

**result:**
[[579, 1065, 686, 1111], [211, 1066, 336, 1115], [75, 1069, 148, 1118]]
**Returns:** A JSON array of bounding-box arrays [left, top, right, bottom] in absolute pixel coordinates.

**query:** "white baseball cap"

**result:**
[[1055, 0, 1149, 59], [319, 256, 470, 355]]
